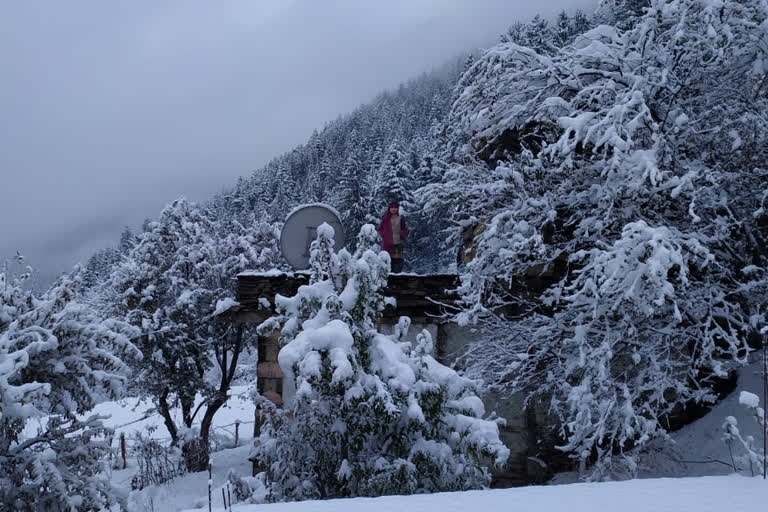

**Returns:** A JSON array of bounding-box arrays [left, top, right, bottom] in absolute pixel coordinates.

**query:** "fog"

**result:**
[[0, 0, 596, 285]]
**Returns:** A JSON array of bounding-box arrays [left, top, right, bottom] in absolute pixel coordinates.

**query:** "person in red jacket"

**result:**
[[378, 200, 408, 273]]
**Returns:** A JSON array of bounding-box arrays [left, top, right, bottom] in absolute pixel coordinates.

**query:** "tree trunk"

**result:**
[[190, 395, 227, 471], [181, 394, 195, 429], [185, 326, 245, 472], [158, 389, 179, 446]]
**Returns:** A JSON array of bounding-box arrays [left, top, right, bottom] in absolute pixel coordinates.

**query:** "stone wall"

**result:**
[[438, 322, 558, 485]]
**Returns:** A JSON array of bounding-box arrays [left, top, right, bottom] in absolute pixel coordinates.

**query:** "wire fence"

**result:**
[[111, 413, 258, 451], [109, 412, 261, 488]]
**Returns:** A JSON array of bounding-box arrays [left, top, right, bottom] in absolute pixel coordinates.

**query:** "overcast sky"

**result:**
[[0, 0, 596, 285]]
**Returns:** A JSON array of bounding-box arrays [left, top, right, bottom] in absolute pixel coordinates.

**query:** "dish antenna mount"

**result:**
[[280, 204, 346, 270]]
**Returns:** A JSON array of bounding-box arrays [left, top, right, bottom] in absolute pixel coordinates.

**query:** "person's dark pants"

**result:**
[[391, 258, 404, 273]]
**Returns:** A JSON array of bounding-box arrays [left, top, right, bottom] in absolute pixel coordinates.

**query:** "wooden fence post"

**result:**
[[120, 433, 126, 470], [253, 408, 261, 438], [208, 463, 212, 512], [235, 420, 240, 446], [762, 331, 767, 480]]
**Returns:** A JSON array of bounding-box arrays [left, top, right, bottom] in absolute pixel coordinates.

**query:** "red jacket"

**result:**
[[378, 201, 408, 253]]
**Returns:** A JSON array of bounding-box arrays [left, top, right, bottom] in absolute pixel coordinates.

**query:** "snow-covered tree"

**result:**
[[252, 225, 508, 501], [82, 247, 121, 289], [523, 14, 558, 55], [0, 254, 33, 334], [334, 155, 371, 242], [430, 0, 768, 478], [598, 0, 650, 29], [499, 14, 563, 55], [372, 145, 415, 217], [269, 163, 300, 219], [106, 199, 213, 446], [722, 390, 767, 476], [1, 266, 138, 511], [105, 198, 283, 471], [500, 21, 525, 45], [413, 153, 439, 189], [572, 9, 592, 34], [553, 10, 573, 48]]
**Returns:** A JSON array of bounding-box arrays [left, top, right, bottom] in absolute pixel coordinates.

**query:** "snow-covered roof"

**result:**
[[237, 269, 296, 278]]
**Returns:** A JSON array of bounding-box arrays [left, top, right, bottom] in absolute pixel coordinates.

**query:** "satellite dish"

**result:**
[[280, 204, 345, 270]]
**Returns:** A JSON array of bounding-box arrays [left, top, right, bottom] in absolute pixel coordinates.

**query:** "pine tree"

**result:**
[[270, 163, 299, 219], [308, 156, 332, 203], [553, 10, 572, 48], [599, 0, 650, 30], [335, 156, 369, 242], [373, 145, 414, 215], [572, 10, 592, 35], [415, 153, 443, 188], [500, 21, 525, 44], [252, 225, 508, 501], [82, 247, 120, 289], [522, 15, 557, 55], [118, 226, 137, 254]]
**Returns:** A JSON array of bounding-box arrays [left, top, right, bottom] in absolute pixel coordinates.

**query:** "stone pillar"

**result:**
[[256, 328, 284, 407]]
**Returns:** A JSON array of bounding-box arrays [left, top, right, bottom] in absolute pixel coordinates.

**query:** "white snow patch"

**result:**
[[214, 298, 239, 316], [738, 391, 760, 410]]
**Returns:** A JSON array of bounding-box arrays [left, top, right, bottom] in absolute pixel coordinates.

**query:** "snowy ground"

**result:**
[[636, 357, 766, 479], [65, 361, 765, 511], [20, 386, 259, 511], [122, 444, 253, 512], [180, 475, 765, 512]]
